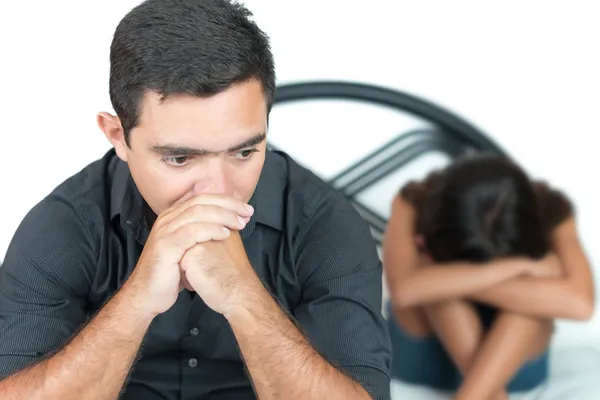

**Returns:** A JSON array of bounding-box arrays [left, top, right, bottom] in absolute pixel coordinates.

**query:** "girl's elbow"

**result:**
[[392, 284, 419, 308], [570, 292, 595, 321], [393, 292, 416, 309]]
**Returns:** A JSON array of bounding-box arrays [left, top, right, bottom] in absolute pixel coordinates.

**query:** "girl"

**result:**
[[383, 154, 594, 399]]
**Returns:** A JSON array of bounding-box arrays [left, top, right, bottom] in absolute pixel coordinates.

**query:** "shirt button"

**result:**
[[190, 327, 200, 336], [188, 358, 198, 368]]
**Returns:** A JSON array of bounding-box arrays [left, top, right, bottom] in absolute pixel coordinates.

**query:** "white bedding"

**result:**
[[390, 346, 600, 399]]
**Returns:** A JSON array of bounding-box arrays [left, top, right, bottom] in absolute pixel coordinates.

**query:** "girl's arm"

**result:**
[[468, 217, 595, 320], [384, 196, 529, 308]]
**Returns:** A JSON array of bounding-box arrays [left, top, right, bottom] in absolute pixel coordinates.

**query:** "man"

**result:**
[[0, 0, 391, 399]]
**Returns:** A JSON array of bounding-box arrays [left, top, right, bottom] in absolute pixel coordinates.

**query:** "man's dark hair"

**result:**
[[109, 0, 276, 146]]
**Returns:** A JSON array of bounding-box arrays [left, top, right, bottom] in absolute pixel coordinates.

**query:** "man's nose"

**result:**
[[193, 160, 235, 197]]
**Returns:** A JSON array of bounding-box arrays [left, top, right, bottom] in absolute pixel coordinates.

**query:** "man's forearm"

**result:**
[[0, 283, 153, 400], [225, 282, 371, 400]]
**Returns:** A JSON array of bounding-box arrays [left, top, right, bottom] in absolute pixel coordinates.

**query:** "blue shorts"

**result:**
[[387, 302, 549, 393]]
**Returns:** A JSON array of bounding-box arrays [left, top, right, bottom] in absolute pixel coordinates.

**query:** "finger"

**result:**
[[163, 223, 231, 259], [160, 194, 253, 225], [165, 204, 247, 233], [179, 272, 195, 291]]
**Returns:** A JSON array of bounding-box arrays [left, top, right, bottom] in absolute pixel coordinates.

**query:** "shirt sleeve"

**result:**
[[291, 191, 392, 400], [0, 196, 94, 379]]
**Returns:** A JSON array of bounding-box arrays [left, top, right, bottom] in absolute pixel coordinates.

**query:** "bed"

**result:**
[[268, 80, 600, 399]]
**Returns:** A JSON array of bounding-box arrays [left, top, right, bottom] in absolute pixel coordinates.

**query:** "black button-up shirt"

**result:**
[[0, 149, 391, 399]]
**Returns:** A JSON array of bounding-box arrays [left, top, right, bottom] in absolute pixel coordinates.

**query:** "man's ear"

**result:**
[[97, 112, 128, 162]]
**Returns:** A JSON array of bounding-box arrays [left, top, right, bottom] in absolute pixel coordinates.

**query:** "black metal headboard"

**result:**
[[269, 81, 508, 245]]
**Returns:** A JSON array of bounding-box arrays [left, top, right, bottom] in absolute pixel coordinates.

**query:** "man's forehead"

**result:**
[[140, 84, 267, 114], [133, 87, 268, 150]]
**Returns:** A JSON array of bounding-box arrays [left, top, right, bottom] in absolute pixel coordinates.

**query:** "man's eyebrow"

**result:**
[[150, 145, 208, 156], [150, 132, 266, 156], [227, 132, 266, 152]]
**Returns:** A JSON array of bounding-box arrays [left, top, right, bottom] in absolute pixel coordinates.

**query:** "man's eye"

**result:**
[[235, 149, 257, 160], [163, 156, 191, 166]]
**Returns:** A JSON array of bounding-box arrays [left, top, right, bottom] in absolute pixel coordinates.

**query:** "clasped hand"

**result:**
[[126, 194, 259, 317], [180, 226, 258, 315]]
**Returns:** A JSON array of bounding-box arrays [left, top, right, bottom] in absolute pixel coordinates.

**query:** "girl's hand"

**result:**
[[525, 253, 564, 278]]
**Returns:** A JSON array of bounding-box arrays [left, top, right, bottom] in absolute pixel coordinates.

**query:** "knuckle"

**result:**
[[202, 204, 224, 217], [182, 224, 200, 237], [208, 206, 229, 222], [213, 225, 228, 238], [185, 223, 211, 240], [188, 203, 204, 214], [202, 204, 217, 214], [154, 215, 169, 228], [180, 249, 193, 263]]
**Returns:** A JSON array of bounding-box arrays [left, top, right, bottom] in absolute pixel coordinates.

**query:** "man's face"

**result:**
[[108, 79, 268, 215]]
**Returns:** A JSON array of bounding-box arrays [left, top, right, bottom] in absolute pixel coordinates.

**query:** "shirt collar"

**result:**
[[110, 157, 154, 244], [110, 149, 286, 243], [246, 149, 285, 232], [110, 156, 129, 222]]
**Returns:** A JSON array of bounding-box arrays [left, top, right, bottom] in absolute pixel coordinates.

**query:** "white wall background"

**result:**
[[1, 0, 598, 348]]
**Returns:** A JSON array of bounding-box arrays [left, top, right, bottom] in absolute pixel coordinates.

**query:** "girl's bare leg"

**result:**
[[423, 300, 509, 400], [455, 311, 553, 400], [396, 298, 550, 399], [423, 300, 483, 374]]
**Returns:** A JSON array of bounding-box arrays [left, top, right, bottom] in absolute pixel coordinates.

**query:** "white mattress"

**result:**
[[390, 345, 600, 399]]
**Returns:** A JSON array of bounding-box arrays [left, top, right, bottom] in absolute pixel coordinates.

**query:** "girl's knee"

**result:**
[[423, 300, 482, 334], [390, 304, 433, 337]]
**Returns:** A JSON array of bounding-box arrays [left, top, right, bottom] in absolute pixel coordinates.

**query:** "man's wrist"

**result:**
[[117, 281, 159, 326], [222, 278, 274, 327]]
